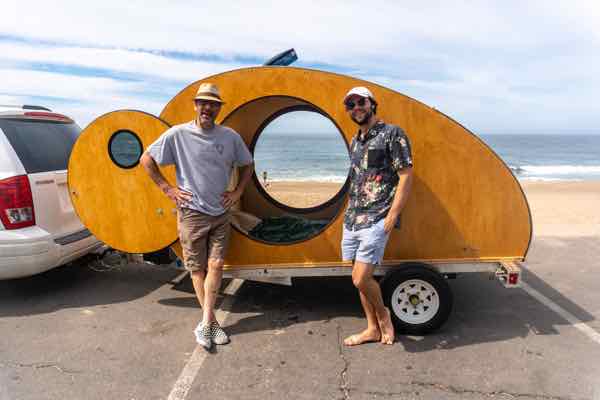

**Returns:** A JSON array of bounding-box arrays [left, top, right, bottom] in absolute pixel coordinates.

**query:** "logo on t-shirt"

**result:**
[[214, 143, 224, 155]]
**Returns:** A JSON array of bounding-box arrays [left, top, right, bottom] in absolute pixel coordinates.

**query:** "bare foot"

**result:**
[[343, 329, 381, 346], [378, 308, 395, 345]]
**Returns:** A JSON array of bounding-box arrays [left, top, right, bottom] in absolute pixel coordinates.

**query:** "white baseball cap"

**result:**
[[344, 86, 375, 102]]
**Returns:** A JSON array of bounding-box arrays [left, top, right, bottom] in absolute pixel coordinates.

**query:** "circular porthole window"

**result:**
[[108, 130, 143, 169], [253, 109, 350, 210], [242, 107, 350, 244]]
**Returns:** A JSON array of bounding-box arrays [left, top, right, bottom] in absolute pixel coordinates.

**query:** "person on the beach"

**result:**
[[341, 86, 413, 346], [140, 82, 254, 349], [262, 170, 269, 188]]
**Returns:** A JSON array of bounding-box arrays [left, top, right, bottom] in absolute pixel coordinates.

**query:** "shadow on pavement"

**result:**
[[159, 243, 598, 353], [160, 275, 364, 332], [0, 258, 180, 317], [397, 266, 596, 352], [5, 236, 594, 352]]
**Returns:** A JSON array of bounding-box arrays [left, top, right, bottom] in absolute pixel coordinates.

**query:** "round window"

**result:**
[[253, 110, 350, 210], [108, 130, 143, 169]]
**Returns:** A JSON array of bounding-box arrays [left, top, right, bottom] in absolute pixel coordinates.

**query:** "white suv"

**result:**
[[0, 105, 102, 279]]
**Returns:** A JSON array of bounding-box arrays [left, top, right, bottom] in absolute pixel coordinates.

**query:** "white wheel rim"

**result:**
[[390, 279, 440, 325]]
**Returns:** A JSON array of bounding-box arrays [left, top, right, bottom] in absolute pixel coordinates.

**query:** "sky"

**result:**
[[1, 1, 599, 135]]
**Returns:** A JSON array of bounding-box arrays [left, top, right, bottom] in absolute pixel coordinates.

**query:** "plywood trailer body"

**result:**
[[69, 67, 532, 268], [68, 67, 531, 333]]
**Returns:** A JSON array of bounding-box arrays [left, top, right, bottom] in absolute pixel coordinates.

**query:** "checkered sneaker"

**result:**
[[210, 322, 230, 345], [194, 323, 212, 349]]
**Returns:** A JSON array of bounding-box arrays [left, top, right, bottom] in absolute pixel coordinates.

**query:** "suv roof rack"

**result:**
[[22, 105, 52, 111]]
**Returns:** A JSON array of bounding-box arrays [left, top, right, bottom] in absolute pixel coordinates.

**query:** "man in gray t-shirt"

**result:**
[[141, 82, 254, 349]]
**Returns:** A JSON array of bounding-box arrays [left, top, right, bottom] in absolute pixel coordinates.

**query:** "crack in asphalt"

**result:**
[[3, 361, 81, 374], [361, 381, 587, 400], [336, 324, 351, 400]]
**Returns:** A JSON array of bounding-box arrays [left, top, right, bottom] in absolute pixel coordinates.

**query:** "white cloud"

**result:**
[[0, 42, 243, 83], [2, 1, 597, 63], [0, 94, 21, 105], [1, 1, 599, 132], [0, 68, 167, 125], [1, 68, 144, 101]]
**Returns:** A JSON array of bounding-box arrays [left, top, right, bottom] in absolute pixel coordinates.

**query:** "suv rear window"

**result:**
[[0, 119, 80, 173]]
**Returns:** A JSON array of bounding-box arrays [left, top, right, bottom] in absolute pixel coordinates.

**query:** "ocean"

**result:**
[[253, 133, 600, 182]]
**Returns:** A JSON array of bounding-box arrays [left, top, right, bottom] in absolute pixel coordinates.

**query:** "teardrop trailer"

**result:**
[[67, 66, 532, 335]]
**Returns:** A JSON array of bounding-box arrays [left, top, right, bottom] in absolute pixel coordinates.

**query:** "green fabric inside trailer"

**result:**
[[249, 216, 328, 243]]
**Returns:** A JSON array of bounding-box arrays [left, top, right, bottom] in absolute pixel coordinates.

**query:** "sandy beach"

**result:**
[[264, 180, 600, 237], [263, 181, 345, 208], [520, 181, 600, 237]]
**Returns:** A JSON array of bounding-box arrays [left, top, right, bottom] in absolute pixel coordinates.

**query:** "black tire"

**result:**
[[381, 264, 453, 335]]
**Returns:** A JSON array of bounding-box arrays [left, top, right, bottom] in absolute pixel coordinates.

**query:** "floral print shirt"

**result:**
[[344, 121, 413, 231]]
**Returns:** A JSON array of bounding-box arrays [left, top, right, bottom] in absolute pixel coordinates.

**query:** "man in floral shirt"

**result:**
[[341, 86, 413, 346]]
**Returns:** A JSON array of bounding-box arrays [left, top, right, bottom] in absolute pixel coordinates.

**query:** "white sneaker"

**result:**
[[210, 322, 230, 345], [194, 323, 212, 349]]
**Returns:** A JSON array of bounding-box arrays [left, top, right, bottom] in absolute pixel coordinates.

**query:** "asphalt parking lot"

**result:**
[[1, 235, 600, 400]]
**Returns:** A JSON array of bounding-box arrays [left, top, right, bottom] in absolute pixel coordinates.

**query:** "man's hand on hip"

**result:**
[[163, 186, 193, 207], [221, 189, 242, 208]]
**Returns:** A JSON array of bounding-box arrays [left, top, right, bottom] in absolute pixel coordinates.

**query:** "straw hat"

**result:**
[[194, 83, 225, 103]]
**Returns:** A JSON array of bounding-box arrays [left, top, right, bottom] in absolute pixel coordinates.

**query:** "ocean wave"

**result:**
[[265, 165, 600, 183], [268, 175, 348, 183], [519, 177, 583, 182], [510, 165, 600, 175]]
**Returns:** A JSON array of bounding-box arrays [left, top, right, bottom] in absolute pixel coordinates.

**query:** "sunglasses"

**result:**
[[195, 99, 221, 107], [344, 97, 367, 110]]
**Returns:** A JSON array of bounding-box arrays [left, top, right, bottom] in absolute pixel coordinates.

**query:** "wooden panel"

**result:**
[[159, 67, 532, 267], [68, 110, 178, 253]]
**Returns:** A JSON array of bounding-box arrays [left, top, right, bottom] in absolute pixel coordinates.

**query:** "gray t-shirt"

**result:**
[[147, 121, 253, 216]]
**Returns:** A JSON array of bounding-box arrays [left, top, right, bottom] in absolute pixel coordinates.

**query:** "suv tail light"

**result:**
[[0, 175, 36, 229], [23, 111, 72, 123]]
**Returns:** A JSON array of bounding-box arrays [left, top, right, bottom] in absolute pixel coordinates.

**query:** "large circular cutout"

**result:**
[[253, 109, 350, 209], [219, 97, 351, 245]]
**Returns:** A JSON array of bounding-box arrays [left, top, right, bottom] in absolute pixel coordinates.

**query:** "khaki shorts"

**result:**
[[178, 208, 231, 272]]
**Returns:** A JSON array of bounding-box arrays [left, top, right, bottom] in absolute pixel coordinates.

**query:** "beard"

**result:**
[[350, 109, 373, 126], [198, 110, 217, 127]]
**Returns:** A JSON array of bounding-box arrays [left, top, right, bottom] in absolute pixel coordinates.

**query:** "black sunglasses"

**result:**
[[195, 99, 221, 107], [344, 97, 367, 110]]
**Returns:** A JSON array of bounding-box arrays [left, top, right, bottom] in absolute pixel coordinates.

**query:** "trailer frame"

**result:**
[[223, 260, 523, 288]]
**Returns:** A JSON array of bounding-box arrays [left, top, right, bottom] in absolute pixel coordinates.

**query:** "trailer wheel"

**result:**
[[381, 264, 453, 335]]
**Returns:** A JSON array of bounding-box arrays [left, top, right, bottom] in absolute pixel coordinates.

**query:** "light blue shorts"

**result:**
[[341, 218, 390, 265]]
